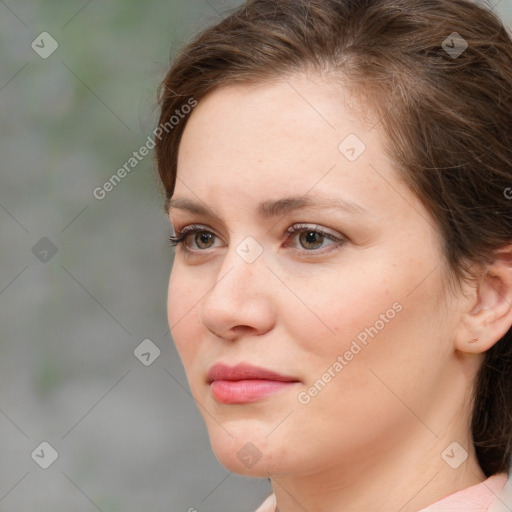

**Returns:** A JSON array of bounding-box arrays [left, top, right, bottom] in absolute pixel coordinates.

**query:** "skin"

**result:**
[[166, 70, 512, 512]]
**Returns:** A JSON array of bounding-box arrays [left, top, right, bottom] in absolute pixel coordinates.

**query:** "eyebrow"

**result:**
[[167, 194, 368, 219]]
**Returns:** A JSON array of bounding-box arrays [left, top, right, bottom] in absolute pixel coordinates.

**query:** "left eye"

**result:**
[[284, 224, 344, 251]]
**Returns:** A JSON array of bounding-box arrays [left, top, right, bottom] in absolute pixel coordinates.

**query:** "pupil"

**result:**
[[197, 232, 213, 247], [306, 232, 316, 243], [303, 231, 322, 248]]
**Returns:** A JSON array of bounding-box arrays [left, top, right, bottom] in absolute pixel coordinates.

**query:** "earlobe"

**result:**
[[456, 246, 512, 355]]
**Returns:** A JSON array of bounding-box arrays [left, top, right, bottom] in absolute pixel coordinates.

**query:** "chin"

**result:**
[[206, 425, 287, 477]]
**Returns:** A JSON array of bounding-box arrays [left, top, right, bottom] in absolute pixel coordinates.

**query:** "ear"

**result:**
[[455, 244, 512, 354]]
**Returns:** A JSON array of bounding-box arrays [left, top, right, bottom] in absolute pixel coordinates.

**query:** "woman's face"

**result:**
[[167, 71, 472, 479]]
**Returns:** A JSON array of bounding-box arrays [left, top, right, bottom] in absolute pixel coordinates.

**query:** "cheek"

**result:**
[[167, 266, 202, 363], [166, 266, 181, 326], [284, 258, 398, 359], [287, 252, 443, 389]]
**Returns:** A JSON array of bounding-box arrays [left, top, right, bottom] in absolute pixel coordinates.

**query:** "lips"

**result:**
[[207, 363, 299, 384], [207, 363, 300, 404]]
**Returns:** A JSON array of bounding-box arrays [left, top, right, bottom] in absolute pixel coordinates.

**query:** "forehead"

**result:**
[[181, 74, 368, 152], [172, 71, 418, 227]]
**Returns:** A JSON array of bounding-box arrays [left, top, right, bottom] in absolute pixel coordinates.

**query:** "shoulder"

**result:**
[[254, 492, 276, 512], [419, 472, 509, 512], [252, 472, 512, 512]]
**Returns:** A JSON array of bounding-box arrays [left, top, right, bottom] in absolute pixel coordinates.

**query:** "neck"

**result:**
[[269, 351, 488, 511], [269, 383, 488, 512], [270, 438, 485, 512]]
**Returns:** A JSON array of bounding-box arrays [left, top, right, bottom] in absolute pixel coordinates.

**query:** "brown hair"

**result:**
[[154, 0, 512, 476]]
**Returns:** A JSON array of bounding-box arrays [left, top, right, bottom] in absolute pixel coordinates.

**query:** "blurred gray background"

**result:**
[[1, 1, 511, 511]]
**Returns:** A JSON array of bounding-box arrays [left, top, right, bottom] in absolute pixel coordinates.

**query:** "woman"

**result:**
[[154, 0, 512, 510]]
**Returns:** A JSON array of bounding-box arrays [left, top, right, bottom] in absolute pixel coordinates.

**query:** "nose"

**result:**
[[199, 242, 275, 342]]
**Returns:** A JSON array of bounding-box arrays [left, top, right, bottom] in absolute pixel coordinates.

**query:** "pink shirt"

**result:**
[[254, 473, 509, 512]]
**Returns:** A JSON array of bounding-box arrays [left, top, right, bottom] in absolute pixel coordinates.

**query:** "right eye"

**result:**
[[169, 224, 221, 251]]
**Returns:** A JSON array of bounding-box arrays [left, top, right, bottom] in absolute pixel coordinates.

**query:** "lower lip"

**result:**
[[210, 379, 298, 404]]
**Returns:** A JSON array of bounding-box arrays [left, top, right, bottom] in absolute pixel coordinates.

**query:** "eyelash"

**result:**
[[168, 223, 346, 256]]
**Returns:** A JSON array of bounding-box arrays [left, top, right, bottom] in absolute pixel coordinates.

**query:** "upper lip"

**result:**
[[207, 363, 300, 384]]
